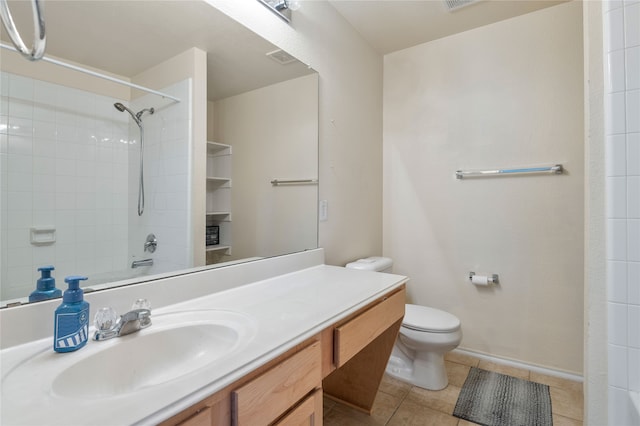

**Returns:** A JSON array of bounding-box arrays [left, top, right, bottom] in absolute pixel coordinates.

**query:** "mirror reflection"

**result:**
[[0, 1, 319, 307]]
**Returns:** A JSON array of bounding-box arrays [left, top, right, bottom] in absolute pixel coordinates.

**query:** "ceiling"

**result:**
[[328, 0, 568, 54], [0, 1, 313, 101], [0, 1, 567, 100]]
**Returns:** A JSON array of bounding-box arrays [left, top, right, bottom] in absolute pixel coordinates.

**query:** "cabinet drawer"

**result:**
[[176, 407, 211, 426], [275, 389, 322, 426], [334, 288, 405, 367], [231, 341, 321, 426]]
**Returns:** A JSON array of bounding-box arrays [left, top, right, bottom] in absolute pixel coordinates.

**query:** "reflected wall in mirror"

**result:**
[[0, 1, 318, 307]]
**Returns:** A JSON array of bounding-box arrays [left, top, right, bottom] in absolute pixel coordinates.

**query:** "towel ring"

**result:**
[[0, 0, 46, 61]]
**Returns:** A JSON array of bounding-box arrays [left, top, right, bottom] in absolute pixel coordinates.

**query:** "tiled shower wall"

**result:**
[[0, 73, 192, 301], [603, 1, 640, 424], [128, 80, 192, 276], [1, 72, 130, 301]]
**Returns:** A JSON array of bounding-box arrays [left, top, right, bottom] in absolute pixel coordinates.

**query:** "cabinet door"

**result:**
[[275, 389, 322, 426], [231, 341, 321, 426]]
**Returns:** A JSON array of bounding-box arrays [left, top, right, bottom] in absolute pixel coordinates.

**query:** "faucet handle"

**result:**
[[93, 307, 120, 340], [94, 307, 118, 331], [131, 298, 151, 311]]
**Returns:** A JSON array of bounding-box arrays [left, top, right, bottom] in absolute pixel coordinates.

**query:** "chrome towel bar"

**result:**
[[270, 179, 318, 186], [456, 164, 563, 179]]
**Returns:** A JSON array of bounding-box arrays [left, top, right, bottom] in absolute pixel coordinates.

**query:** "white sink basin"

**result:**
[[3, 309, 256, 400]]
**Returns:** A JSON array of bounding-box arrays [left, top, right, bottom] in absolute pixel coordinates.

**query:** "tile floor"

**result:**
[[323, 352, 584, 426]]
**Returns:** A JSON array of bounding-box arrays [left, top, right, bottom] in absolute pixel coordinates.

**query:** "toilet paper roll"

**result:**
[[471, 275, 490, 286]]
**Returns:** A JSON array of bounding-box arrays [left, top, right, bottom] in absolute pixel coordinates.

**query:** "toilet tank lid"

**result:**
[[403, 304, 461, 332], [345, 257, 393, 272]]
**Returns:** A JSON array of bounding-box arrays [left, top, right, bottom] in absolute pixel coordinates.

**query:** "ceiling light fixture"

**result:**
[[258, 0, 301, 23]]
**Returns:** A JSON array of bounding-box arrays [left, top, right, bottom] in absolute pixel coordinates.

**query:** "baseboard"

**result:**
[[453, 348, 583, 383]]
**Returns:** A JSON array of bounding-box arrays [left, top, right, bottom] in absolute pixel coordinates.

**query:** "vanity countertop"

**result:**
[[0, 264, 407, 426]]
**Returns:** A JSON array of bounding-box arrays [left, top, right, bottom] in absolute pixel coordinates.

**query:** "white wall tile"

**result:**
[[8, 117, 33, 138], [609, 92, 627, 134], [31, 120, 55, 140], [609, 343, 629, 386], [609, 385, 635, 426], [605, 1, 625, 12], [627, 133, 640, 175], [7, 135, 33, 156], [627, 90, 640, 133], [627, 46, 640, 89], [609, 260, 629, 302], [629, 176, 640, 217], [32, 137, 56, 158], [9, 100, 33, 120], [630, 262, 640, 304], [629, 219, 640, 261], [630, 347, 640, 392], [0, 72, 8, 97], [7, 172, 32, 193], [625, 2, 640, 47], [608, 219, 628, 260], [8, 75, 33, 101], [608, 8, 626, 52], [608, 176, 628, 217], [610, 302, 629, 345], [629, 304, 640, 348]]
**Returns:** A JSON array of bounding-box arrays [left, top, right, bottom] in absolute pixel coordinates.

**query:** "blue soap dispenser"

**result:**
[[29, 266, 62, 302], [54, 276, 90, 353]]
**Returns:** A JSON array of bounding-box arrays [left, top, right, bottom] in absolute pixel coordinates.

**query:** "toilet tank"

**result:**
[[345, 257, 393, 273]]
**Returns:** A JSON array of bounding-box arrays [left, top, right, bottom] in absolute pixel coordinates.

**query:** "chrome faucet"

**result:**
[[93, 299, 152, 341]]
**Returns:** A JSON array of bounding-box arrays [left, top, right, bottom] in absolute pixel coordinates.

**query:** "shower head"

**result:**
[[113, 103, 154, 125], [114, 102, 141, 125]]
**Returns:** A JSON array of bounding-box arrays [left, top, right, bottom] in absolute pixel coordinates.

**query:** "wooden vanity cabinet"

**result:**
[[231, 341, 322, 425], [163, 285, 405, 426], [323, 287, 405, 413]]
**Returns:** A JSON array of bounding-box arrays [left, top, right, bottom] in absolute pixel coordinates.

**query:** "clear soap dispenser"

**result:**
[[53, 276, 90, 353]]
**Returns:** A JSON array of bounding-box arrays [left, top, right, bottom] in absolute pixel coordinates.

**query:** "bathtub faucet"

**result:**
[[131, 258, 153, 268]]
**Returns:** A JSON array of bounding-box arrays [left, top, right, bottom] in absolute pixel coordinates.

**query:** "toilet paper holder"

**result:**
[[469, 272, 499, 285]]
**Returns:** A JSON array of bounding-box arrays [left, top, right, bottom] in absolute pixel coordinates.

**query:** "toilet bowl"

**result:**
[[387, 304, 462, 390], [345, 257, 462, 391]]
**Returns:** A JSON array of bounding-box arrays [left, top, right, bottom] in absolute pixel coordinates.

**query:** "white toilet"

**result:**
[[345, 257, 462, 391]]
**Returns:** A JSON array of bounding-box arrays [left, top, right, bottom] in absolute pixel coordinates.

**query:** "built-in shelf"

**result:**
[[206, 211, 232, 218], [207, 141, 232, 154], [207, 177, 231, 183], [206, 141, 232, 265], [205, 245, 231, 253]]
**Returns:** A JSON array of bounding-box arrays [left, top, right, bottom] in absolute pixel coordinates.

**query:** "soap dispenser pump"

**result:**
[[29, 266, 62, 302], [54, 276, 90, 353]]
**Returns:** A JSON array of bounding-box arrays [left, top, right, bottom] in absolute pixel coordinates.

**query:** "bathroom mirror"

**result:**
[[0, 1, 318, 307]]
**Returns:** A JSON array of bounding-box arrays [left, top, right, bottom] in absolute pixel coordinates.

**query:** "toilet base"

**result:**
[[385, 345, 449, 391]]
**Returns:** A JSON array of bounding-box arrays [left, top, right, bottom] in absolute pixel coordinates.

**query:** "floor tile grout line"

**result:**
[[383, 385, 412, 426]]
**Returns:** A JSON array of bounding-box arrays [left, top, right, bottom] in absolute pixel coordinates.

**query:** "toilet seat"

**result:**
[[402, 304, 460, 333]]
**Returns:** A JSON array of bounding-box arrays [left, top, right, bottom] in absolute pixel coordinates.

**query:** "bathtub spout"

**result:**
[[131, 258, 153, 268]]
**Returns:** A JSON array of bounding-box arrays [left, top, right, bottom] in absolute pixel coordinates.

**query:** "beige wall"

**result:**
[[383, 2, 584, 373], [209, 1, 383, 267], [212, 74, 318, 260]]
